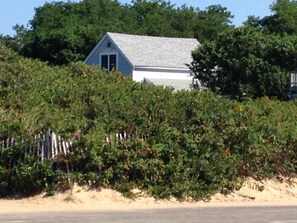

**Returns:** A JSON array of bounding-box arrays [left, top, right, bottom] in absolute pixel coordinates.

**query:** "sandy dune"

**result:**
[[1, 178, 297, 213]]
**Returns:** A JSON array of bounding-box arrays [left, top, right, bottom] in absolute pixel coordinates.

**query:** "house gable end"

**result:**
[[84, 33, 134, 75]]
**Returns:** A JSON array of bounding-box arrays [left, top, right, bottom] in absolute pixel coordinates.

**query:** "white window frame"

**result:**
[[99, 52, 118, 72]]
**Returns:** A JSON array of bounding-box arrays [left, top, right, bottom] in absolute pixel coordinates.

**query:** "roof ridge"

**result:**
[[107, 32, 197, 40], [105, 31, 199, 68]]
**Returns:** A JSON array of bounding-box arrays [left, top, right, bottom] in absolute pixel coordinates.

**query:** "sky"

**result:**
[[0, 0, 275, 36]]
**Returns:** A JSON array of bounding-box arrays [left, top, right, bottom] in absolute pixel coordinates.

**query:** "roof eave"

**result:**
[[134, 65, 190, 71], [84, 33, 108, 63], [106, 33, 134, 69]]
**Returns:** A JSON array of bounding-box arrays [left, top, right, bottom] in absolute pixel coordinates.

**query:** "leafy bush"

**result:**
[[1, 47, 297, 199]]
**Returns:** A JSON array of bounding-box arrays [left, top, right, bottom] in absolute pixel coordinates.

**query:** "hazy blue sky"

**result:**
[[0, 0, 274, 36]]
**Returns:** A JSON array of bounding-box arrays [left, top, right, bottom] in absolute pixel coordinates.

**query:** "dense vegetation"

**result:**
[[1, 47, 297, 198], [1, 0, 297, 199]]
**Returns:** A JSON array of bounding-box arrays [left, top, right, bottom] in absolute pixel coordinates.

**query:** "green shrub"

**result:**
[[1, 47, 297, 199]]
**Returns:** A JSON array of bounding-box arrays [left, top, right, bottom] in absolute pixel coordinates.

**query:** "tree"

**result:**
[[0, 24, 28, 52], [264, 0, 297, 35], [14, 0, 234, 65], [189, 27, 297, 99], [130, 2, 234, 40], [244, 0, 297, 35], [129, 0, 176, 36], [194, 5, 234, 42], [0, 35, 20, 52], [243, 16, 262, 28], [18, 0, 125, 65], [170, 5, 197, 38]]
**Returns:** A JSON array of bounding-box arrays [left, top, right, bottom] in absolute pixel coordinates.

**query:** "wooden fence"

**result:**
[[0, 130, 72, 167], [106, 131, 149, 143], [0, 128, 149, 169]]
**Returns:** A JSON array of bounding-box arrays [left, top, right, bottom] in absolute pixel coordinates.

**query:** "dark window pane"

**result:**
[[109, 54, 116, 71], [101, 55, 108, 70]]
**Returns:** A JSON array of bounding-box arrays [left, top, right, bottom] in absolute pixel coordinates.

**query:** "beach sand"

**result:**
[[1, 178, 297, 213]]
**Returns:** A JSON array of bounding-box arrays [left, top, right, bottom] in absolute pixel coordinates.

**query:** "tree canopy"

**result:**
[[190, 27, 297, 99], [189, 0, 297, 100], [11, 0, 233, 65], [245, 0, 297, 35]]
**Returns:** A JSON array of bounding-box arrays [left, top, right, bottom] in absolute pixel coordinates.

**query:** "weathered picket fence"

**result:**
[[0, 128, 149, 169], [106, 131, 149, 143], [0, 129, 73, 168]]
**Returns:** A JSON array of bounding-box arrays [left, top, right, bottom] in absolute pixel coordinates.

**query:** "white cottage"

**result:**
[[84, 32, 199, 90]]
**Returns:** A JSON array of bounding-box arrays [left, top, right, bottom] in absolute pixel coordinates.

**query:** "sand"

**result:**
[[1, 178, 297, 213]]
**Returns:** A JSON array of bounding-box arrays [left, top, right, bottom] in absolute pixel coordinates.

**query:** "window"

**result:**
[[109, 54, 116, 71], [100, 54, 117, 72], [101, 55, 108, 70]]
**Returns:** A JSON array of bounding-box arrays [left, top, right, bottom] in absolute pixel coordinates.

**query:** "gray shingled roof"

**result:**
[[144, 78, 193, 91], [107, 32, 199, 69]]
